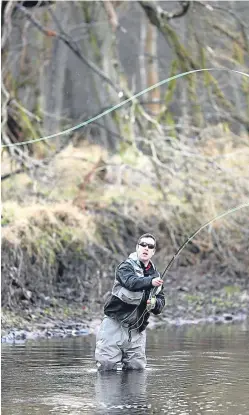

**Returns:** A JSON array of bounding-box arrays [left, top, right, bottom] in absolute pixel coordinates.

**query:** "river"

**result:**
[[1, 322, 249, 414]]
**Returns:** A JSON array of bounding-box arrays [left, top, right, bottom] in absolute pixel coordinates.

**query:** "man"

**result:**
[[95, 233, 165, 371]]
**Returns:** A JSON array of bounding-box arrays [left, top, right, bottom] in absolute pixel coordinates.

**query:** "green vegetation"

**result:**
[[1, 1, 248, 327]]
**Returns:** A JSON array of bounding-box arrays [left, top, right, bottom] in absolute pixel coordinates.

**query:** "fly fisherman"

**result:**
[[95, 233, 165, 371]]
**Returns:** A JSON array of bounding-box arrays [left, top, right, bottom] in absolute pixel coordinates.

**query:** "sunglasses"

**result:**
[[139, 242, 155, 250]]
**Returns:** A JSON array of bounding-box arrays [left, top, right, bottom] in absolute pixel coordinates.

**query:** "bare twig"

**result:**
[[1, 169, 25, 181], [195, 1, 249, 30], [195, 1, 249, 54], [16, 3, 120, 94], [10, 99, 41, 123], [102, 0, 119, 32], [1, 2, 15, 49]]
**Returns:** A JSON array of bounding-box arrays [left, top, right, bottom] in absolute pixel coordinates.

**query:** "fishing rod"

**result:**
[[123, 201, 249, 329], [161, 201, 249, 280], [147, 201, 249, 309]]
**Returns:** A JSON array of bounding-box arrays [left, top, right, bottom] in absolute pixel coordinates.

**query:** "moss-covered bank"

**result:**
[[1, 202, 248, 342], [1, 140, 248, 341]]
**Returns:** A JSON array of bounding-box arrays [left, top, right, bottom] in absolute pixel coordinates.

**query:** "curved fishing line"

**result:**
[[161, 201, 249, 280], [2, 68, 248, 148]]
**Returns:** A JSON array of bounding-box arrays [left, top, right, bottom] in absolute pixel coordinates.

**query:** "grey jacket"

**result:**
[[104, 252, 165, 331], [112, 252, 161, 305]]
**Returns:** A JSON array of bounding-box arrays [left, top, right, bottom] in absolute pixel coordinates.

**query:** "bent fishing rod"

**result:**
[[147, 201, 249, 308], [161, 201, 249, 280], [124, 201, 249, 328]]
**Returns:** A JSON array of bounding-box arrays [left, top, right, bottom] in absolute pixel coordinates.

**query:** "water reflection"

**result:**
[[95, 370, 148, 414], [1, 322, 249, 415]]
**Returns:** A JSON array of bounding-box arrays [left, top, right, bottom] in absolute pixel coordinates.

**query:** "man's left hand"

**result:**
[[147, 297, 156, 310]]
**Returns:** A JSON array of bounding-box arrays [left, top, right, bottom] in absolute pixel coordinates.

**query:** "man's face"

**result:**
[[136, 237, 156, 264]]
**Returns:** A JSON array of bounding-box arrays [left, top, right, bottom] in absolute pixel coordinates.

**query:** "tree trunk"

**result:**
[[145, 20, 160, 115]]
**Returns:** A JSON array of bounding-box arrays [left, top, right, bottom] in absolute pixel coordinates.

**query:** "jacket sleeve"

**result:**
[[116, 262, 154, 291], [151, 289, 165, 315]]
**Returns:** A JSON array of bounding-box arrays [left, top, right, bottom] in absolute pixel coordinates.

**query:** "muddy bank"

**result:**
[[1, 202, 248, 344], [2, 274, 248, 343]]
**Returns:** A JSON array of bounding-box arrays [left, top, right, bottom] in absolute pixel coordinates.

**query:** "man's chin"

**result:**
[[141, 255, 149, 262]]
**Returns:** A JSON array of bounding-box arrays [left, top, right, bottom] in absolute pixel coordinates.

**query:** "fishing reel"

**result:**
[[146, 285, 161, 311], [146, 295, 156, 311]]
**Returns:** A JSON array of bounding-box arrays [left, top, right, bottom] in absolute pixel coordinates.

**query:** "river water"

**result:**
[[2, 322, 249, 415]]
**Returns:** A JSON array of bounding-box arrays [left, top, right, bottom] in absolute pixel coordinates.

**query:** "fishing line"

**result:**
[[128, 201, 249, 332], [1, 68, 248, 148], [161, 201, 249, 280], [2, 67, 248, 333]]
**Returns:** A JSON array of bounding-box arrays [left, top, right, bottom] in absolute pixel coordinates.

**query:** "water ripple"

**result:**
[[1, 324, 249, 415]]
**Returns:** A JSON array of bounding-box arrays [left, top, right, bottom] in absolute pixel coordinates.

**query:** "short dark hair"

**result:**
[[137, 233, 156, 247]]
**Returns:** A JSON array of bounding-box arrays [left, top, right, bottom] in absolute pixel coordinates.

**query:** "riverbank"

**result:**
[[1, 142, 248, 344], [2, 276, 248, 343]]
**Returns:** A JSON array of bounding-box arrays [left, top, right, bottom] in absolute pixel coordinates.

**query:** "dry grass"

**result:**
[[1, 127, 249, 273], [1, 130, 248, 312], [2, 202, 98, 251]]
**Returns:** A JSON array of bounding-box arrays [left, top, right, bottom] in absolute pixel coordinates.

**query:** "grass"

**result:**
[[2, 134, 249, 277], [2, 202, 98, 265]]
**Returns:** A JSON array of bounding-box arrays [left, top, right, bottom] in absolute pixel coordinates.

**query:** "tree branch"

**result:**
[[1, 169, 25, 181], [16, 3, 121, 94], [1, 1, 15, 49], [195, 1, 248, 30], [139, 1, 249, 131], [139, 1, 190, 24], [139, 1, 198, 70], [195, 1, 249, 54], [102, 0, 119, 32]]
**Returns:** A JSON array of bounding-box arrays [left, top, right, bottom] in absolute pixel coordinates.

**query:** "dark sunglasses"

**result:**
[[139, 242, 155, 249]]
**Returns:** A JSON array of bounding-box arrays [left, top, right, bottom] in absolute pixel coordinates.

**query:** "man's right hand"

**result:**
[[152, 277, 164, 287]]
